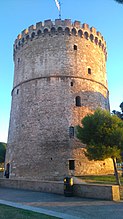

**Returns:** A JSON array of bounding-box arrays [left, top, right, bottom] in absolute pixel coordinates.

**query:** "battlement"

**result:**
[[14, 19, 107, 58]]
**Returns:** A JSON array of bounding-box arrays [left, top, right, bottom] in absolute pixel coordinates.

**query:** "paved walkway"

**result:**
[[0, 187, 123, 219]]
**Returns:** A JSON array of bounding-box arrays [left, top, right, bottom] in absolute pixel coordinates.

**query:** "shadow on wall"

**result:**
[[75, 90, 109, 110]]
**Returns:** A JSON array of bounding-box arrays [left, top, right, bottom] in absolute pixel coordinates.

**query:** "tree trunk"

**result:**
[[112, 158, 121, 185]]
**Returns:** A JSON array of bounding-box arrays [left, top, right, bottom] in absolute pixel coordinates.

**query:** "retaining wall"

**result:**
[[0, 178, 120, 201]]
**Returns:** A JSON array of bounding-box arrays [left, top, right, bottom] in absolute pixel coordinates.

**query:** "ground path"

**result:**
[[0, 187, 123, 219]]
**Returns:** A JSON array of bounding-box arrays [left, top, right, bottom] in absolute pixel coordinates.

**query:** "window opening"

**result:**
[[65, 27, 70, 35], [31, 32, 35, 39], [17, 89, 19, 95], [71, 81, 73, 86], [72, 28, 76, 36], [74, 45, 77, 50], [78, 29, 83, 37], [84, 32, 89, 39], [37, 30, 42, 36], [69, 160, 75, 170], [69, 126, 74, 138], [26, 35, 29, 40], [88, 68, 91, 74], [76, 96, 81, 106], [51, 27, 56, 34]]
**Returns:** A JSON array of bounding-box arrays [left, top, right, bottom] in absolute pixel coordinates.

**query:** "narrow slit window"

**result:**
[[71, 81, 73, 86], [76, 96, 81, 106], [69, 126, 74, 138], [69, 160, 75, 170], [88, 68, 91, 74], [17, 89, 19, 95], [74, 45, 77, 50]]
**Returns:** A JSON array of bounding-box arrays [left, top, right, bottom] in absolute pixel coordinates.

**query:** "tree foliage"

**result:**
[[0, 142, 6, 163], [112, 102, 123, 120], [77, 109, 123, 158], [114, 0, 123, 3], [77, 109, 123, 185]]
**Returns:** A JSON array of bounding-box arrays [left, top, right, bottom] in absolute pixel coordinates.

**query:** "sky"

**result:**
[[0, 0, 123, 143]]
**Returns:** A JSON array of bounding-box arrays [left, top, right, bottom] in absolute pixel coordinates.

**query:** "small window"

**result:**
[[18, 58, 20, 64], [17, 89, 19, 95], [37, 30, 42, 36], [69, 126, 74, 138], [90, 34, 94, 42], [57, 27, 63, 34], [65, 27, 70, 35], [95, 37, 98, 45], [78, 29, 83, 37], [71, 81, 73, 86], [69, 160, 75, 170], [51, 27, 56, 34], [26, 35, 29, 40], [74, 45, 77, 50], [22, 38, 24, 43], [84, 32, 89, 40], [88, 68, 91, 74], [72, 28, 76, 36], [44, 28, 49, 35], [99, 40, 102, 47], [31, 32, 35, 39], [76, 96, 81, 106]]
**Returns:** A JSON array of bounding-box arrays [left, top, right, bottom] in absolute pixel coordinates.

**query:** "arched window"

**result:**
[[76, 96, 81, 106], [22, 38, 24, 43], [99, 40, 102, 47], [90, 34, 94, 42], [26, 35, 29, 40], [51, 27, 56, 34], [31, 32, 35, 39], [72, 28, 76, 36], [95, 37, 98, 45], [57, 27, 63, 34], [37, 29, 42, 36], [102, 44, 104, 51], [78, 29, 83, 37], [44, 28, 49, 35], [65, 27, 70, 35], [84, 32, 89, 40]]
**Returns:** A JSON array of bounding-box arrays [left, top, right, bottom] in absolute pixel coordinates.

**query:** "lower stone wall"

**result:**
[[0, 178, 64, 194], [0, 178, 120, 201], [74, 184, 120, 201]]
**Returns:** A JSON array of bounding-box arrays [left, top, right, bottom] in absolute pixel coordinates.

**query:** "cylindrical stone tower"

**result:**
[[5, 19, 113, 180]]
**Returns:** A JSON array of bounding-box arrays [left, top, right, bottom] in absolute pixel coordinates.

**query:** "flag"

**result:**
[[54, 0, 60, 11]]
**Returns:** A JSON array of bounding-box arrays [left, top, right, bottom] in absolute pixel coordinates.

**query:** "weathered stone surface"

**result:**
[[5, 20, 113, 181]]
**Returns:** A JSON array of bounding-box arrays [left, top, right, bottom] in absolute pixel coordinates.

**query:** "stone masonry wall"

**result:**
[[5, 19, 113, 181]]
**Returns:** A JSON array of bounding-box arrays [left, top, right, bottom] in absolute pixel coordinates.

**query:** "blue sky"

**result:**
[[0, 0, 123, 143]]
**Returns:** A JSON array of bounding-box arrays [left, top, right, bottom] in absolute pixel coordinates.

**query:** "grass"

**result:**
[[79, 175, 123, 184], [0, 204, 60, 219]]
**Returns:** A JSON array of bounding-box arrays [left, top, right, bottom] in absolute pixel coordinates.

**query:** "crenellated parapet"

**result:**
[[14, 19, 107, 59]]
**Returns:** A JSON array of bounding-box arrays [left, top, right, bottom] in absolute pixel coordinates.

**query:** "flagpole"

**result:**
[[54, 0, 61, 19], [59, 1, 61, 19]]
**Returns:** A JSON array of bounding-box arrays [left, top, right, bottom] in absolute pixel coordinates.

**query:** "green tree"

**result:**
[[112, 102, 123, 120], [77, 109, 123, 185], [0, 142, 6, 163], [114, 0, 123, 3]]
